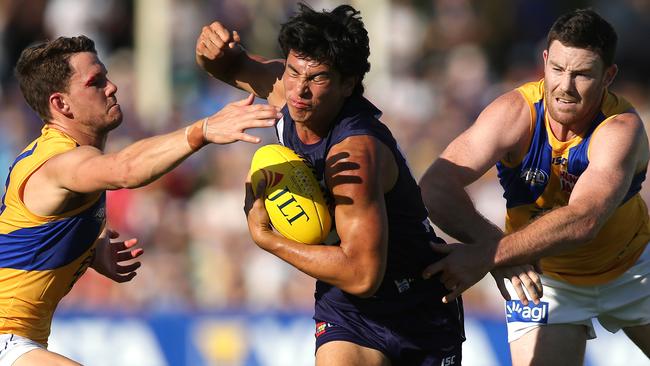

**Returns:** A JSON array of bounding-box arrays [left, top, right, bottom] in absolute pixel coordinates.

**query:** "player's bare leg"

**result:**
[[623, 323, 650, 358], [510, 324, 588, 366], [13, 348, 82, 366], [316, 340, 390, 366]]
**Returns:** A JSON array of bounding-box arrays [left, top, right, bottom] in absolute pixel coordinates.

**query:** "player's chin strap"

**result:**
[[185, 117, 208, 151]]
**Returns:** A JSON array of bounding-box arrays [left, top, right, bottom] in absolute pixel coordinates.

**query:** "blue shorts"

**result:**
[[314, 295, 464, 365]]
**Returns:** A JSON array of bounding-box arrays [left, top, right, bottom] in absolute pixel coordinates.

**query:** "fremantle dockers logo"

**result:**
[[93, 207, 106, 222], [520, 169, 548, 186]]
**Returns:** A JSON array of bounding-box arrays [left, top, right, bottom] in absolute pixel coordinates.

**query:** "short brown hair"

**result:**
[[547, 9, 617, 66], [14, 35, 96, 121]]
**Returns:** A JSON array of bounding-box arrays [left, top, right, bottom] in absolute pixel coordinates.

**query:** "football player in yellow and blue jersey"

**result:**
[[0, 36, 280, 366], [420, 9, 650, 366]]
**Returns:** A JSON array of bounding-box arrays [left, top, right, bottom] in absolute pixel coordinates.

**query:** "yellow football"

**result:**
[[250, 144, 331, 244]]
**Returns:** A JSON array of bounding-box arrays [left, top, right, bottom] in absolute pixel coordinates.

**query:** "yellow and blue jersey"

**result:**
[[496, 80, 650, 285], [0, 126, 104, 346]]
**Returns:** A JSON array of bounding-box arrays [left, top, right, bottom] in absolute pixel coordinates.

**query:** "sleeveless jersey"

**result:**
[[497, 80, 650, 285], [277, 95, 455, 314], [0, 126, 105, 346]]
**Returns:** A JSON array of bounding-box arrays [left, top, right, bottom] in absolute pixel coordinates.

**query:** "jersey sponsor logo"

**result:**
[[559, 170, 579, 193], [551, 156, 568, 166], [505, 300, 549, 323], [520, 169, 548, 187], [441, 355, 457, 366]]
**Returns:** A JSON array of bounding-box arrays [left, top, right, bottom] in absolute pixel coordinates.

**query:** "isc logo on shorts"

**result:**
[[506, 300, 549, 323]]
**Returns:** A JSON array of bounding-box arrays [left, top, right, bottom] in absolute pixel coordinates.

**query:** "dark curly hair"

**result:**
[[15, 35, 96, 121], [279, 3, 371, 95], [547, 9, 617, 66]]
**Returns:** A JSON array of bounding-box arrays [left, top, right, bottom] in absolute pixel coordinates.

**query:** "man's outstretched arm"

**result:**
[[195, 21, 286, 107]]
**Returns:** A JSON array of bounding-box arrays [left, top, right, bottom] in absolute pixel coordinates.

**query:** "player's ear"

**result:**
[[342, 76, 357, 98], [603, 63, 618, 88], [50, 93, 73, 118]]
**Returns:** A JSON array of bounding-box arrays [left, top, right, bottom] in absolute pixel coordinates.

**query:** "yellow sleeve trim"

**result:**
[[586, 91, 635, 160], [500, 81, 542, 167], [10, 132, 101, 225]]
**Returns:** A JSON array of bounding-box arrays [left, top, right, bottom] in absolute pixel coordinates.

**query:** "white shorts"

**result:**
[[504, 244, 650, 343], [0, 334, 44, 366]]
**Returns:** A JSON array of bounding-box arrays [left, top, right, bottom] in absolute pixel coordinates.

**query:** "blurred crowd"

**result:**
[[1, 0, 650, 317]]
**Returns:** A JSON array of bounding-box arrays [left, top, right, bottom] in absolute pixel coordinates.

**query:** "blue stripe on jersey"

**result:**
[[497, 100, 550, 208], [567, 141, 588, 174], [0, 194, 104, 270], [566, 111, 605, 175], [0, 143, 38, 215]]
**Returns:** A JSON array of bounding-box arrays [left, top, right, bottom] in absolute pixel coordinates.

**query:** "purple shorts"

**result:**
[[314, 295, 464, 365]]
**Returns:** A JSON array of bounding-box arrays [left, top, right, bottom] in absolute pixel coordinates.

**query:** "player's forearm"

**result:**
[[494, 204, 599, 266], [108, 125, 199, 189], [196, 50, 248, 87], [421, 174, 502, 243], [258, 234, 385, 297]]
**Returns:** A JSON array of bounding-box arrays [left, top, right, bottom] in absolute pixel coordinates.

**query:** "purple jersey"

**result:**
[[276, 95, 464, 363], [276, 95, 460, 314]]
